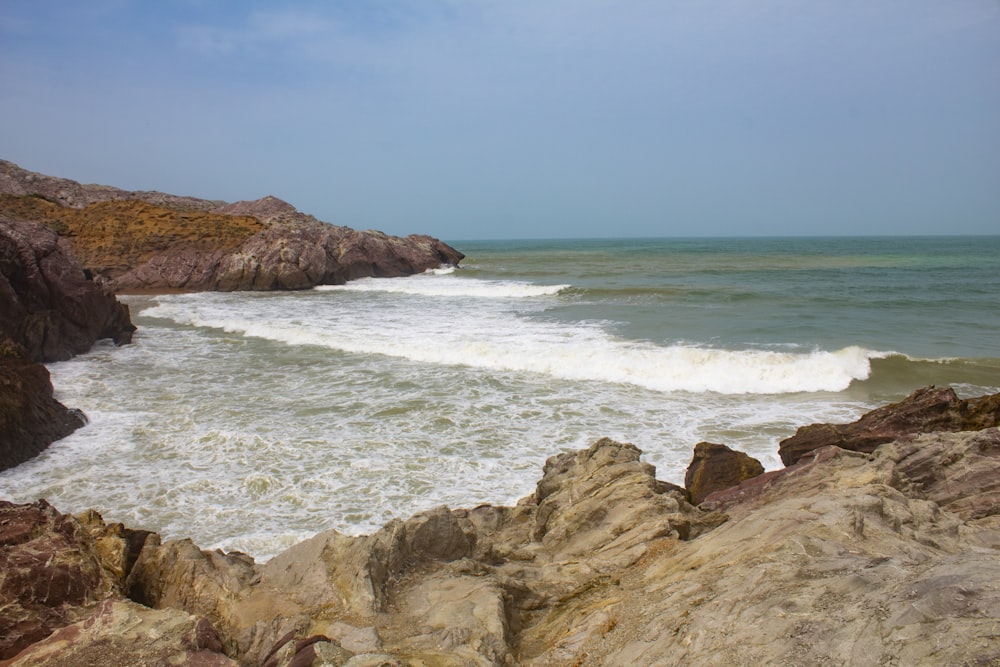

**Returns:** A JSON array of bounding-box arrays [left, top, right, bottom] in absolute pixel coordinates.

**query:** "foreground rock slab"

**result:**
[[5, 398, 1000, 665], [122, 430, 1000, 666]]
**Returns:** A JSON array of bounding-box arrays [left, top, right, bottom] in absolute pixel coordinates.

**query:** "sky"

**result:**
[[1, 1, 998, 240]]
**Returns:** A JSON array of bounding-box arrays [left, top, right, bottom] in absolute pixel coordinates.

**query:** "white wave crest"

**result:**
[[143, 294, 879, 395], [314, 274, 568, 298]]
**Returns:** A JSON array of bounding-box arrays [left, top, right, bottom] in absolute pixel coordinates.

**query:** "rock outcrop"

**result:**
[[6, 414, 989, 666], [779, 385, 1000, 465], [0, 217, 135, 471], [0, 160, 464, 292], [0, 500, 157, 660]]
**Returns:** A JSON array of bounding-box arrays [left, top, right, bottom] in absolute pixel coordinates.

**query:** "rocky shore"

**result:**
[[0, 159, 463, 469], [2, 388, 999, 666]]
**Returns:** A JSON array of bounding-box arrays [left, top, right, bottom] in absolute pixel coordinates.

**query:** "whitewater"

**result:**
[[1, 236, 998, 560]]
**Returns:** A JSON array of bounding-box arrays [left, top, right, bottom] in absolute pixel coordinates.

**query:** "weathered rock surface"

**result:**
[[123, 427, 1000, 666], [126, 438, 712, 666], [6, 599, 237, 667], [779, 385, 1000, 466], [683, 441, 764, 505], [0, 159, 225, 212], [0, 160, 464, 292]]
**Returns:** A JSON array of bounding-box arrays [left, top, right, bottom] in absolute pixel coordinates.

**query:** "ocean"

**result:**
[[2, 236, 999, 560]]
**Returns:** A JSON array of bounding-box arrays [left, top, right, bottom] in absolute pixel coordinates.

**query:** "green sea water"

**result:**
[[1, 236, 997, 559]]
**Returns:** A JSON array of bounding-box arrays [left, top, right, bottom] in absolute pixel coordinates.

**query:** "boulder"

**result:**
[[778, 385, 1000, 466], [683, 441, 765, 504]]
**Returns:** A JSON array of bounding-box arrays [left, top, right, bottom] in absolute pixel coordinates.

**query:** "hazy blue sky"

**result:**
[[2, 1, 998, 240]]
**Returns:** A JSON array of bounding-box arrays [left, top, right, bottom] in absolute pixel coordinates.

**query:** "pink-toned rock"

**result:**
[[778, 385, 1000, 466], [1, 160, 465, 293]]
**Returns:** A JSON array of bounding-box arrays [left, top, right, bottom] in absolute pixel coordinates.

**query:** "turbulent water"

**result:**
[[2, 236, 998, 560]]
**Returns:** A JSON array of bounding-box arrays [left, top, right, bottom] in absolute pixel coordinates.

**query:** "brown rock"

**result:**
[[883, 427, 1000, 522], [126, 438, 712, 666], [8, 426, 1000, 665], [0, 159, 226, 212], [778, 385, 1000, 466], [683, 441, 765, 504]]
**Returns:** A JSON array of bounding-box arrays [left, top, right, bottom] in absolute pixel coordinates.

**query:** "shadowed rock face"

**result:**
[[0, 161, 465, 293], [0, 217, 135, 471], [778, 385, 1000, 466]]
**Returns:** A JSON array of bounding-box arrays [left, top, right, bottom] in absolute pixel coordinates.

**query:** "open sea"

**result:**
[[2, 236, 999, 560]]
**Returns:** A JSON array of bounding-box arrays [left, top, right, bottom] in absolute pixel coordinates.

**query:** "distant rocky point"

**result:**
[[0, 159, 464, 292]]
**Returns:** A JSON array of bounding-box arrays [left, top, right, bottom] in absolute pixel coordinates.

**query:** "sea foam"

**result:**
[[143, 287, 881, 395]]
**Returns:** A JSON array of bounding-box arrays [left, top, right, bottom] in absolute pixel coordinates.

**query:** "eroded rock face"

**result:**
[[0, 218, 134, 470], [126, 438, 712, 666], [778, 385, 1000, 466], [124, 428, 1000, 666], [6, 599, 236, 667], [7, 394, 1000, 665]]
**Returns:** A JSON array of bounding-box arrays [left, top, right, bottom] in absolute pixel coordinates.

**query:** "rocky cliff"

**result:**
[[0, 160, 464, 292], [3, 390, 999, 666]]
